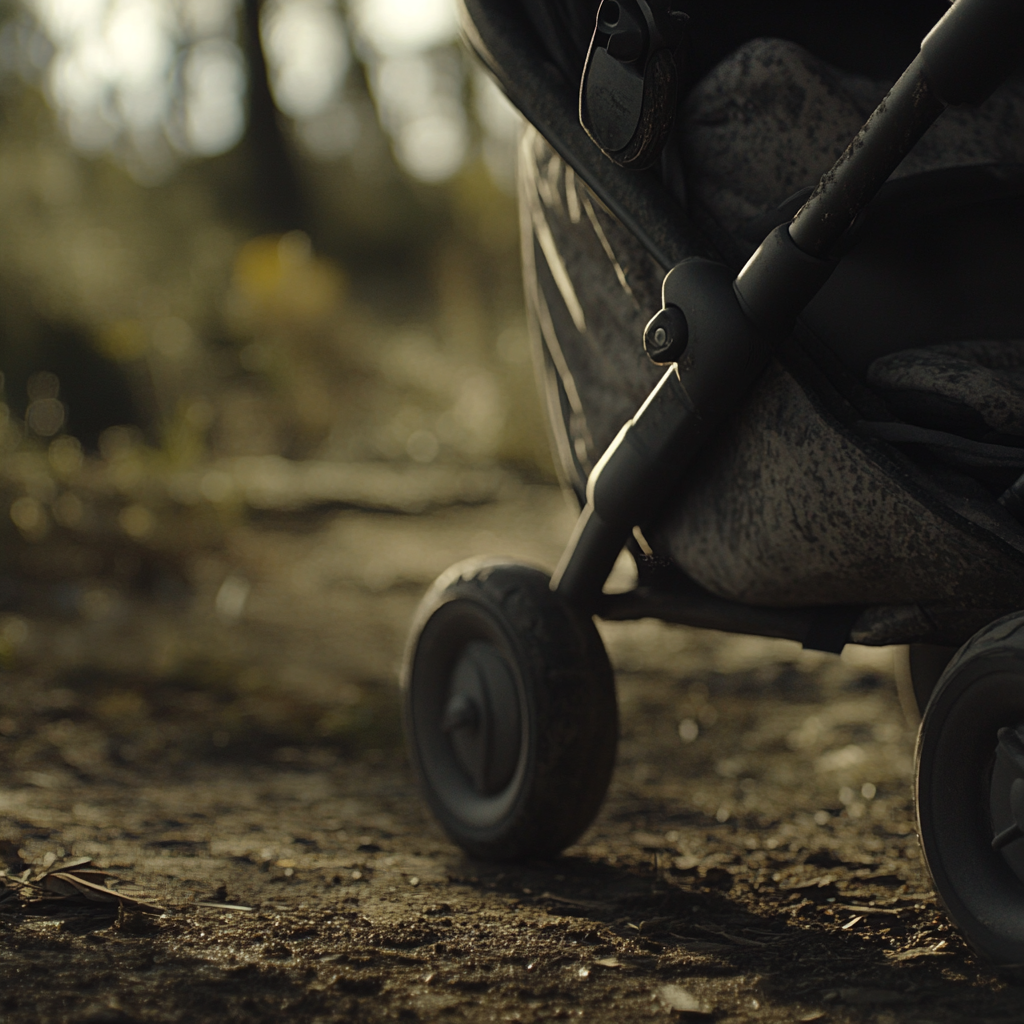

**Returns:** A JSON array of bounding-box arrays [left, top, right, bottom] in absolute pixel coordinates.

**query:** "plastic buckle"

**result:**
[[579, 0, 687, 169]]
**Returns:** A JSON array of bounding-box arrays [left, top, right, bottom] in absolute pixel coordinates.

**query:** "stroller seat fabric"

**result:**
[[679, 40, 1024, 495], [869, 341, 1024, 442], [681, 37, 1024, 259]]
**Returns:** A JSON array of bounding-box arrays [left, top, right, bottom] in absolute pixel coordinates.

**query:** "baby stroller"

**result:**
[[402, 0, 1024, 963]]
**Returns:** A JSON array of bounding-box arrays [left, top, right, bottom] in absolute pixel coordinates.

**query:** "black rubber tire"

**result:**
[[402, 558, 618, 861], [917, 611, 1024, 963]]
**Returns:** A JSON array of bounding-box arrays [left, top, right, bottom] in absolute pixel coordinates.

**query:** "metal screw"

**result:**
[[642, 305, 688, 365]]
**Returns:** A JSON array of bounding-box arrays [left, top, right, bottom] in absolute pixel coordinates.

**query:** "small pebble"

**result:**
[[657, 984, 713, 1018]]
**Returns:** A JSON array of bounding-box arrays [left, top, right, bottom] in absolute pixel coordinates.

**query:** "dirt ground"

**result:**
[[1, 480, 1021, 1023]]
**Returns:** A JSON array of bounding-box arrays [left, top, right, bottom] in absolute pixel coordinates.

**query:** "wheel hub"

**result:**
[[442, 641, 522, 796]]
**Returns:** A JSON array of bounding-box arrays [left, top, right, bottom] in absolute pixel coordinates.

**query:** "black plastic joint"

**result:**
[[920, 0, 1024, 106], [732, 224, 835, 336], [643, 304, 688, 364]]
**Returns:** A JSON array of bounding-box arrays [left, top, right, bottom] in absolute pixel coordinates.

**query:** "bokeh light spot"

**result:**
[[353, 0, 457, 57], [406, 429, 439, 464], [118, 502, 155, 539], [52, 491, 85, 528], [264, 0, 349, 120], [49, 436, 84, 476], [10, 495, 49, 540], [395, 111, 467, 183], [27, 371, 60, 401], [26, 398, 66, 437], [182, 37, 246, 157]]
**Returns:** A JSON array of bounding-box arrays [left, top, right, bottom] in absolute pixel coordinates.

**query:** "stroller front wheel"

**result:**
[[917, 611, 1024, 963], [402, 558, 618, 860]]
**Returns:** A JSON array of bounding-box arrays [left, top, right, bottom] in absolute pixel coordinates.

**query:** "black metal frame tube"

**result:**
[[789, 55, 945, 259]]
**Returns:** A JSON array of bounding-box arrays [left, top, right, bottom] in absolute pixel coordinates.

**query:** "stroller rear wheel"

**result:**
[[402, 559, 617, 860], [917, 612, 1024, 963]]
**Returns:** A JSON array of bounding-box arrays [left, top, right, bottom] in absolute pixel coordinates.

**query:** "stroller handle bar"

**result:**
[[792, 0, 1024, 258], [552, 0, 1024, 611], [788, 55, 946, 260]]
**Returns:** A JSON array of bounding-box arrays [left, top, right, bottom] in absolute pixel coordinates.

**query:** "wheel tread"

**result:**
[[403, 558, 618, 861]]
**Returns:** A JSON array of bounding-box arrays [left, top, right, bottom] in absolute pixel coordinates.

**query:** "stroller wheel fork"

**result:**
[[550, 241, 832, 609]]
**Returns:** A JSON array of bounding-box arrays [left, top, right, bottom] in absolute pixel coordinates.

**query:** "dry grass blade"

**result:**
[[538, 892, 615, 910], [668, 934, 733, 952], [39, 859, 117, 887], [4, 859, 169, 914], [46, 869, 117, 886], [692, 924, 770, 947], [832, 904, 904, 916], [887, 942, 951, 961], [42, 872, 120, 902], [50, 856, 93, 872], [2, 872, 37, 892]]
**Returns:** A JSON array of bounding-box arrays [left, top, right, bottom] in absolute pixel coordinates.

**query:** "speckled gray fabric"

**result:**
[[518, 128, 665, 493], [680, 39, 880, 243], [681, 37, 1024, 249], [651, 361, 1024, 609], [868, 341, 1024, 438]]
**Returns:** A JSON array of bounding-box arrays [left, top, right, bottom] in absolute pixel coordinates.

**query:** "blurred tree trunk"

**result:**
[[239, 0, 307, 236]]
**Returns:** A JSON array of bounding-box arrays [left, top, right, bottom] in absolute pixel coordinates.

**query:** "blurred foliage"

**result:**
[[0, 0, 554, 610]]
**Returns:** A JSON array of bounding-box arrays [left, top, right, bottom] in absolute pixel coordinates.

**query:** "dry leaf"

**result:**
[[43, 872, 120, 903], [51, 856, 93, 873], [26, 860, 166, 913]]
